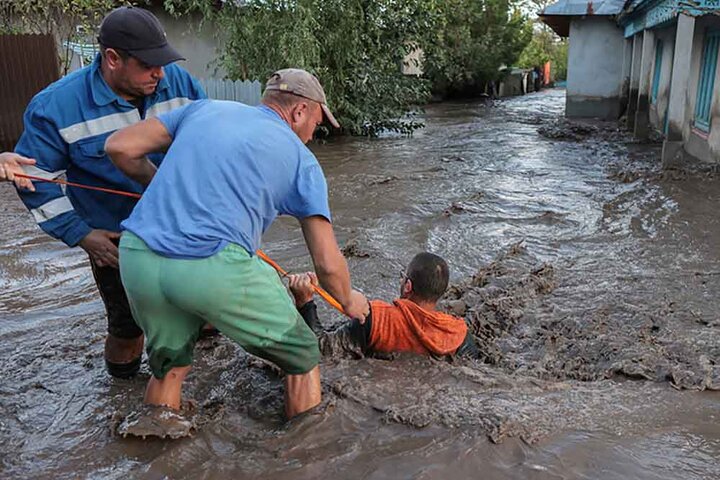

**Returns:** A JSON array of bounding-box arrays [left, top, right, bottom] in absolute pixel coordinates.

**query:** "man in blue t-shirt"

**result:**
[[105, 69, 369, 422]]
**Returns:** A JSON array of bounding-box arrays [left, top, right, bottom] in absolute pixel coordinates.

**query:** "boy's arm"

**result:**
[[455, 329, 480, 358], [320, 314, 371, 358], [289, 273, 371, 358], [289, 273, 322, 331], [297, 300, 322, 332]]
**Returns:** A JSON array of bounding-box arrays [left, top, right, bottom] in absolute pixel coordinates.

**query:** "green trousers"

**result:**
[[119, 231, 320, 378]]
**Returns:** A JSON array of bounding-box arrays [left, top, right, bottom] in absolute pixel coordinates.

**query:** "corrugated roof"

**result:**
[[540, 0, 625, 17]]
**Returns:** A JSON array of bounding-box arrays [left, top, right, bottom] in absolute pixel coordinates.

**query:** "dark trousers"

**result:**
[[89, 258, 143, 339]]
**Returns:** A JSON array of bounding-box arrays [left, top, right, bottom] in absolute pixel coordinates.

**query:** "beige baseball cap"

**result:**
[[265, 68, 340, 128]]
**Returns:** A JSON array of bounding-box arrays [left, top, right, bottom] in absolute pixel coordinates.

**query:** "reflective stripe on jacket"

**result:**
[[14, 54, 206, 246]]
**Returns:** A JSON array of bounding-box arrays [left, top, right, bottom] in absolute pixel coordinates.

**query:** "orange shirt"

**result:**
[[368, 299, 468, 355]]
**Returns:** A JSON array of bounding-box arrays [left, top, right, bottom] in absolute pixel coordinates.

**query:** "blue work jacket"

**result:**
[[14, 54, 206, 246]]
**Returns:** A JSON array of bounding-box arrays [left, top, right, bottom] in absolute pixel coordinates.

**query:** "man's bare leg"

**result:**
[[117, 366, 194, 439], [144, 365, 191, 410], [284, 365, 322, 419]]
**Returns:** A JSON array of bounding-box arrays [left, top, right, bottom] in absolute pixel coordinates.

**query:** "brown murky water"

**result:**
[[2, 89, 720, 479]]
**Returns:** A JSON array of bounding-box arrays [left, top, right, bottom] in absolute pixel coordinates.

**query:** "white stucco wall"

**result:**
[[566, 17, 626, 118], [62, 8, 224, 79], [402, 44, 423, 76], [567, 17, 625, 98], [150, 8, 223, 80]]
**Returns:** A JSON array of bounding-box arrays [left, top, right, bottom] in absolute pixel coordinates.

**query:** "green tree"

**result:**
[[165, 0, 532, 135], [550, 39, 568, 81], [518, 29, 569, 81], [0, 0, 134, 74], [423, 0, 533, 97], [165, 0, 439, 136], [517, 0, 569, 81]]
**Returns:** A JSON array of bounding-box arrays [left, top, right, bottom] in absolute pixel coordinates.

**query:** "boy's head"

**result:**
[[400, 252, 450, 304]]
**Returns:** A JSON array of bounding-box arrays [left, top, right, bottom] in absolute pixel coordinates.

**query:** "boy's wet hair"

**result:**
[[406, 252, 449, 302]]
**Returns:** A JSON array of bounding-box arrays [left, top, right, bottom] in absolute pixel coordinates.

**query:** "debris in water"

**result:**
[[440, 156, 466, 163], [342, 238, 371, 258], [442, 202, 468, 217], [436, 244, 720, 392], [365, 175, 398, 186], [538, 119, 598, 141], [438, 242, 556, 365]]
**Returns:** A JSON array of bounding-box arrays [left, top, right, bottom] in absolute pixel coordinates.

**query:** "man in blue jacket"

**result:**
[[14, 6, 206, 378]]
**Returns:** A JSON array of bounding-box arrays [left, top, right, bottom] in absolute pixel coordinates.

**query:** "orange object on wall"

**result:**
[[544, 61, 552, 85]]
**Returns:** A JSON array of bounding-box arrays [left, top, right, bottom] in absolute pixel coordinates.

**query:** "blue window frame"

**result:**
[[694, 30, 720, 132], [651, 40, 663, 103]]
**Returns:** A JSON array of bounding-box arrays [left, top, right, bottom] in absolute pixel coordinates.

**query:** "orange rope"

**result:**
[[16, 173, 347, 315], [16, 174, 142, 199], [256, 250, 345, 314]]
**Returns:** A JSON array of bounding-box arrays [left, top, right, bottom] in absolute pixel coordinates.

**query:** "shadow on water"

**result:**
[[1, 89, 719, 479]]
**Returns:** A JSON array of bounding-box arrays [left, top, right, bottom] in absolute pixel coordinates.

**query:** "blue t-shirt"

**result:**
[[121, 100, 331, 259]]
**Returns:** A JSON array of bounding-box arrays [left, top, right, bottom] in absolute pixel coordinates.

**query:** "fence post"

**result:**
[[197, 78, 262, 105]]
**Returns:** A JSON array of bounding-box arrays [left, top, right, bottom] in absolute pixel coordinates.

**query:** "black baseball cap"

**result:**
[[98, 6, 185, 66]]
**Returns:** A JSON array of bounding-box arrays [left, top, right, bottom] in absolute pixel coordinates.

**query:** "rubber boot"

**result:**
[[105, 334, 144, 379]]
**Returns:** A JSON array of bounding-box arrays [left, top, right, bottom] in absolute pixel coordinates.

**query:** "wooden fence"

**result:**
[[199, 78, 262, 105], [0, 34, 59, 151]]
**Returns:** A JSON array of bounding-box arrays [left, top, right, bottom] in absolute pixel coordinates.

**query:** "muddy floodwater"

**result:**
[[2, 89, 720, 479]]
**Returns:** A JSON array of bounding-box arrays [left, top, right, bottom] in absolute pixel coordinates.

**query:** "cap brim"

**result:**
[[129, 43, 185, 67], [321, 104, 340, 128]]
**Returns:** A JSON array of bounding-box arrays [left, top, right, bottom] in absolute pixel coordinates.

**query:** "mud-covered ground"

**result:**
[[1, 89, 719, 479]]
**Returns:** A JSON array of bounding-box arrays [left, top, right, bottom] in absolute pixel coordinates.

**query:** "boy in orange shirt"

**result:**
[[288, 252, 478, 358]]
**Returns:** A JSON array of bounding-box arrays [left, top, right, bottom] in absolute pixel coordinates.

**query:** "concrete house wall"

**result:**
[[682, 16, 720, 165], [648, 26, 675, 133], [150, 8, 223, 79], [543, 0, 720, 167], [619, 37, 634, 111], [63, 8, 222, 79], [566, 17, 626, 119], [627, 32, 643, 129]]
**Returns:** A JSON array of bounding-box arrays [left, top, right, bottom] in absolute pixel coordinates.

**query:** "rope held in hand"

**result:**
[[255, 250, 345, 313], [15, 173, 347, 315]]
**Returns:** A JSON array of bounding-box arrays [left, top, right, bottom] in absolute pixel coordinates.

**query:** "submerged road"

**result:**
[[1, 89, 719, 479]]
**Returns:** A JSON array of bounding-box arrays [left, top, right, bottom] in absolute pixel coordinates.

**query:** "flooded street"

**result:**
[[2, 89, 720, 478]]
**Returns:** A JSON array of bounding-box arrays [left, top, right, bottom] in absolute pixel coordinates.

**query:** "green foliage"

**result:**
[[0, 0, 138, 74], [550, 39, 568, 81], [518, 34, 551, 66], [518, 24, 569, 82], [422, 0, 533, 97], [166, 0, 437, 136], [167, 0, 532, 135], [2, 0, 536, 135]]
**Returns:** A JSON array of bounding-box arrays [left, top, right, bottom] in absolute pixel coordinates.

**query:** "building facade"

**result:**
[[541, 0, 720, 167]]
